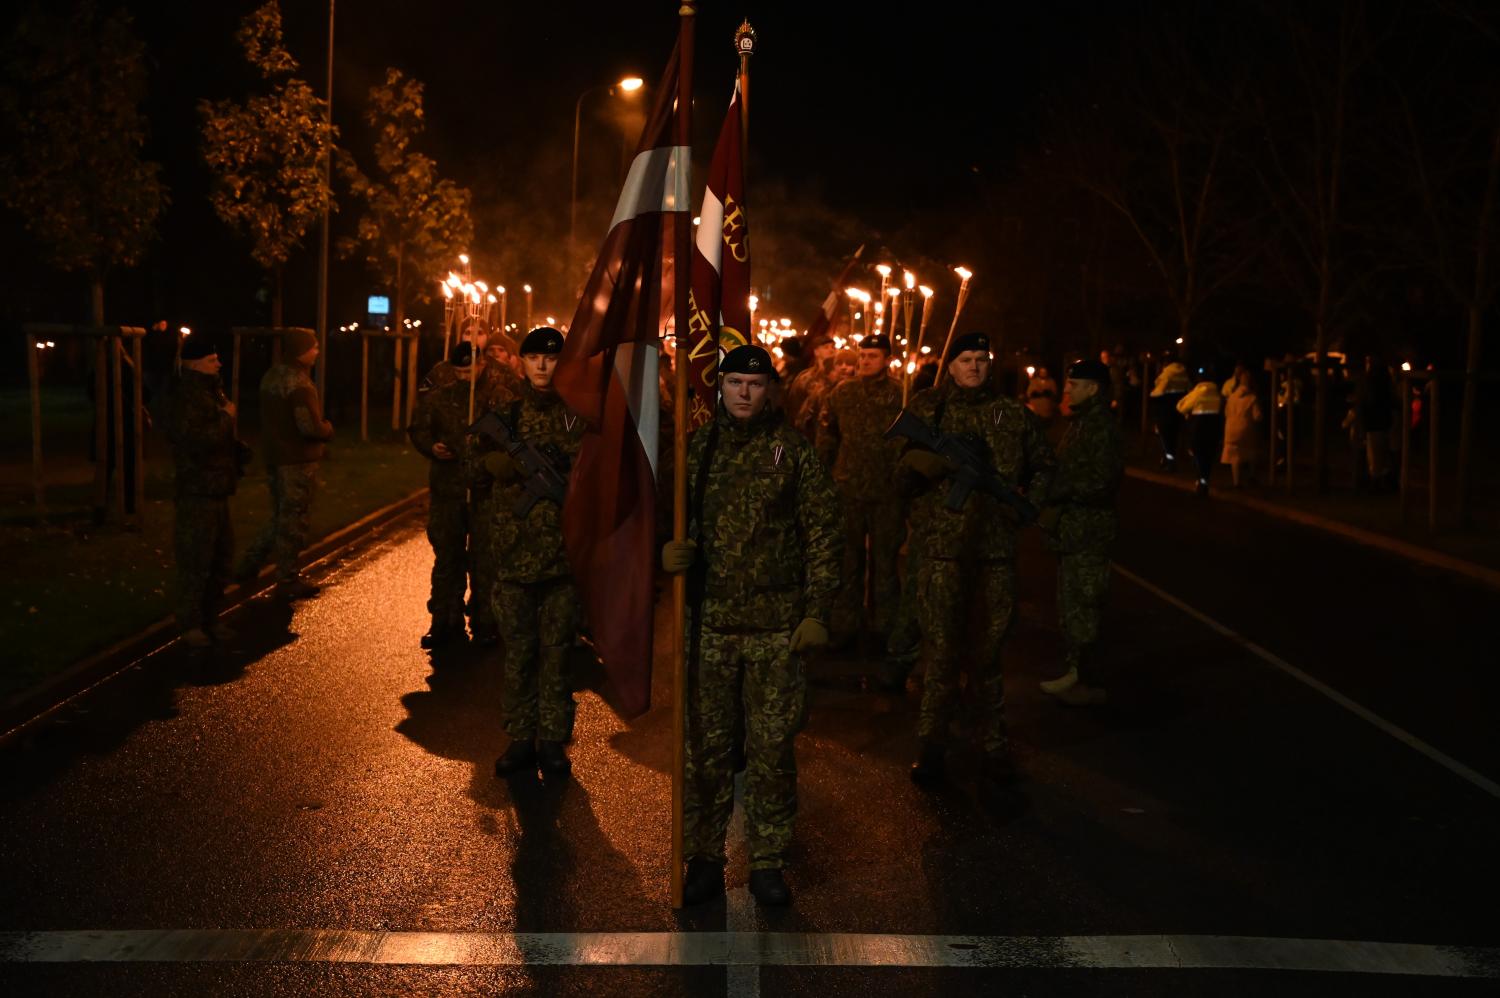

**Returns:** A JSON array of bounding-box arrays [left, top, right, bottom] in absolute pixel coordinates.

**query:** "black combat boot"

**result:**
[[276, 575, 321, 600], [682, 858, 726, 906], [420, 617, 461, 649], [749, 868, 792, 906], [493, 738, 537, 777], [537, 740, 571, 778], [909, 740, 945, 787]]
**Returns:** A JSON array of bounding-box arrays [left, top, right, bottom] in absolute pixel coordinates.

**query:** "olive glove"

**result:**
[[900, 449, 952, 481], [788, 617, 830, 652], [660, 539, 698, 573], [482, 450, 521, 483]]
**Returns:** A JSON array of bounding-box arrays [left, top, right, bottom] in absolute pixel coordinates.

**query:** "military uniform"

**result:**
[[817, 366, 904, 640], [409, 349, 515, 644], [1041, 364, 1124, 702], [238, 335, 333, 588], [783, 361, 833, 439], [899, 366, 1055, 770], [162, 367, 238, 633], [681, 399, 842, 876], [485, 380, 585, 745]]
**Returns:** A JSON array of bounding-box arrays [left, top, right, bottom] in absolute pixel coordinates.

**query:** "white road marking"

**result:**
[[1114, 564, 1500, 801], [0, 929, 1495, 976], [726, 772, 759, 998]]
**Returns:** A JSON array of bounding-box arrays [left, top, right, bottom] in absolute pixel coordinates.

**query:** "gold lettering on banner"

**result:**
[[717, 325, 748, 350], [689, 394, 714, 425], [721, 196, 749, 263]]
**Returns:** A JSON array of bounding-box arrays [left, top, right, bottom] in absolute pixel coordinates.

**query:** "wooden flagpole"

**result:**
[[670, 0, 697, 912]]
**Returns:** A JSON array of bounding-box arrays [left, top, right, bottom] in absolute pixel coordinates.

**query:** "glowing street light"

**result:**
[[571, 75, 647, 276]]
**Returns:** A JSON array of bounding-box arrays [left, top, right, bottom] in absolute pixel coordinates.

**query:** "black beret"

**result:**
[[949, 332, 992, 357], [449, 341, 476, 368], [520, 326, 565, 355], [1067, 359, 1111, 384], [861, 333, 892, 354], [719, 344, 778, 379], [180, 335, 218, 360]]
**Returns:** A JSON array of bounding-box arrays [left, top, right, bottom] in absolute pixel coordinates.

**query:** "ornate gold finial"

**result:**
[[735, 19, 757, 57]]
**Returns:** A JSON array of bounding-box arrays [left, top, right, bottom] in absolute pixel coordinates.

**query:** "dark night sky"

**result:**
[[2, 1, 1116, 340]]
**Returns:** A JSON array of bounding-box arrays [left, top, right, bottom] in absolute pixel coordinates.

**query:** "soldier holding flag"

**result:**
[[660, 344, 841, 907]]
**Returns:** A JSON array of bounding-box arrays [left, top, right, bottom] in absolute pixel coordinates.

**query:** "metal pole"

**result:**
[[1399, 375, 1412, 520], [1428, 378, 1439, 532], [360, 333, 369, 442], [570, 90, 587, 286], [315, 0, 335, 398], [405, 336, 419, 428], [27, 334, 44, 515], [391, 332, 402, 431]]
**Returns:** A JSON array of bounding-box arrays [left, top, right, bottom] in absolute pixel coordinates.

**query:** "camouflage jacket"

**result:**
[[420, 357, 522, 404], [898, 380, 1056, 562], [409, 372, 510, 500], [258, 362, 332, 467], [687, 403, 842, 631], [817, 372, 903, 494], [783, 364, 832, 439], [1044, 395, 1124, 553], [487, 383, 585, 584], [162, 371, 238, 498]]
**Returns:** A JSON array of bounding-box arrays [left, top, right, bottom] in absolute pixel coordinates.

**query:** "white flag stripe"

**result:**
[[695, 187, 724, 270], [613, 341, 660, 477], [610, 145, 693, 230]]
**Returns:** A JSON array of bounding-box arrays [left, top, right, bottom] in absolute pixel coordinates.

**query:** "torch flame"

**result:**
[[919, 285, 934, 299], [954, 266, 973, 281], [903, 271, 916, 289]]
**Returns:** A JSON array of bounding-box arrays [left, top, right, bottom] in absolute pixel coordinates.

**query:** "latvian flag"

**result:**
[[683, 83, 751, 430], [554, 37, 689, 718], [806, 244, 867, 342]]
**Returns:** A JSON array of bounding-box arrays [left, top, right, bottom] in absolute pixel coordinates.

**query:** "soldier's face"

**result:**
[[722, 372, 770, 421], [1065, 378, 1100, 407], [814, 343, 835, 367], [485, 343, 511, 367], [858, 348, 889, 378], [523, 353, 557, 389], [948, 350, 991, 388]]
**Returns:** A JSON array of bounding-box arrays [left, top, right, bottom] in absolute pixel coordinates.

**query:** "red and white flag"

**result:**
[[805, 244, 866, 342], [554, 38, 689, 718], [683, 83, 750, 430]]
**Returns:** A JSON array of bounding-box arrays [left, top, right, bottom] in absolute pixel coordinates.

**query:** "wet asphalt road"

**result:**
[[1, 481, 1497, 996]]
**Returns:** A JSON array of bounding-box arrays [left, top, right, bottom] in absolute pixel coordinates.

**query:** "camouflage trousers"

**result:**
[[240, 463, 318, 581], [426, 496, 470, 627], [883, 522, 923, 683], [495, 576, 577, 741], [1058, 552, 1111, 684], [684, 616, 807, 871], [832, 494, 904, 640], [173, 495, 233, 631], [466, 491, 498, 637], [915, 558, 1015, 757]]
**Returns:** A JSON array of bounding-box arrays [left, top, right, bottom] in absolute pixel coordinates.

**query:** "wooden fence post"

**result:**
[[27, 334, 44, 515], [132, 335, 146, 527], [93, 338, 108, 518]]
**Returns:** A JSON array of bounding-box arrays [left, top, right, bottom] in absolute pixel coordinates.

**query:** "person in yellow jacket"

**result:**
[[1176, 371, 1224, 495]]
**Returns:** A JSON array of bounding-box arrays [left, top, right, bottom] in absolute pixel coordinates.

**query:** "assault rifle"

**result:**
[[468, 410, 571, 516], [885, 408, 1039, 524]]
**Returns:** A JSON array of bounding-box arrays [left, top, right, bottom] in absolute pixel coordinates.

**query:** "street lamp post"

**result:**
[[570, 76, 644, 282]]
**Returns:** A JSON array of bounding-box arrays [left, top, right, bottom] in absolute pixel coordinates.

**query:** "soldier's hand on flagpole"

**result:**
[[432, 442, 455, 460], [789, 617, 829, 652], [661, 539, 698, 573]]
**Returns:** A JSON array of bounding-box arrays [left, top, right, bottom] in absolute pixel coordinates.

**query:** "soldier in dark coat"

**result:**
[[162, 337, 241, 647], [661, 345, 843, 908], [1039, 359, 1124, 706], [485, 328, 585, 780], [236, 329, 333, 598], [898, 333, 1055, 791], [817, 333, 904, 646]]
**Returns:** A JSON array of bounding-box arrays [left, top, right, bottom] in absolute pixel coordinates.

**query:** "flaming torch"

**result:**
[[934, 266, 974, 386]]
